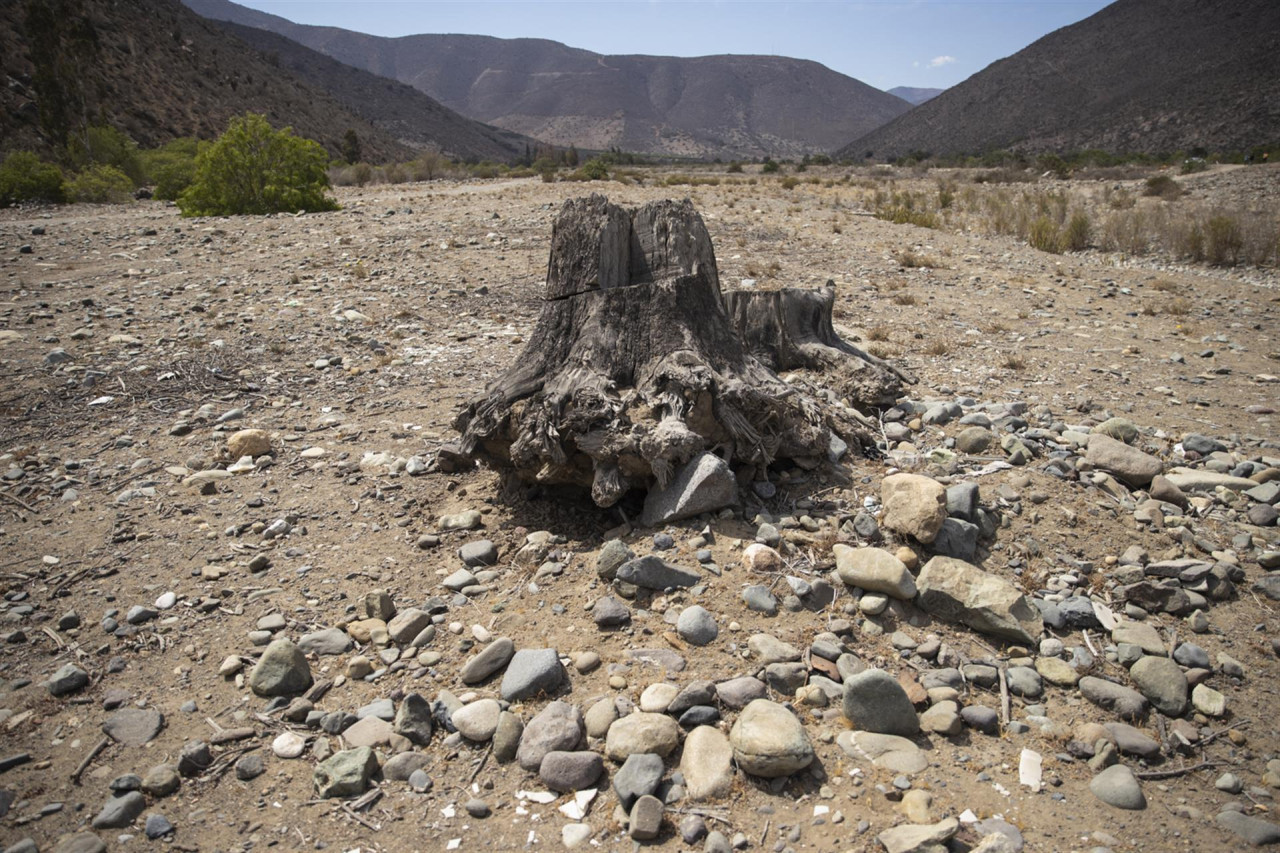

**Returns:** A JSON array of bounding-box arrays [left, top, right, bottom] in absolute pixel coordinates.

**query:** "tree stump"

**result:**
[[723, 283, 913, 407], [452, 194, 903, 508]]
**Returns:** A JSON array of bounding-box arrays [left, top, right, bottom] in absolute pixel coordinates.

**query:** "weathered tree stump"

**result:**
[[723, 283, 913, 407], [452, 194, 904, 508]]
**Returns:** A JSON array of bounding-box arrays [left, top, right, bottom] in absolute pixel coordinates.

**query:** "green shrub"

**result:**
[[780, 176, 799, 190], [1180, 157, 1208, 174], [0, 151, 66, 205], [67, 164, 134, 203], [140, 137, 205, 200], [68, 126, 144, 186], [1063, 211, 1091, 251], [726, 161, 743, 173], [178, 113, 338, 216], [1028, 216, 1063, 253], [1206, 215, 1243, 265], [761, 158, 780, 174], [577, 158, 608, 181]]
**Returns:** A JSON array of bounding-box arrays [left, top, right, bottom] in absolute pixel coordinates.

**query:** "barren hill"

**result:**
[[214, 22, 535, 162], [0, 0, 528, 163], [183, 0, 911, 160], [841, 0, 1280, 160]]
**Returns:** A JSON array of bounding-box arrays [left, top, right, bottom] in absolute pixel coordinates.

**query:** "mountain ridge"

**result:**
[[183, 0, 911, 160], [841, 0, 1280, 160]]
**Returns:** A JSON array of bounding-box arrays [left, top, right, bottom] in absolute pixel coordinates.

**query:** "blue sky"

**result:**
[[234, 0, 1112, 91]]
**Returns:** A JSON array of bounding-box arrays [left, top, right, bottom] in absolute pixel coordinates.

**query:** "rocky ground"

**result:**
[[0, 164, 1277, 853]]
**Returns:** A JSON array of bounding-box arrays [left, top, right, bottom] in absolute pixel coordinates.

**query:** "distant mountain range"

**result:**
[[842, 0, 1280, 160], [183, 0, 911, 160], [888, 87, 943, 106], [0, 0, 533, 163]]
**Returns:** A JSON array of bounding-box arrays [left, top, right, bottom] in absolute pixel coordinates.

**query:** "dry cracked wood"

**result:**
[[453, 193, 905, 507]]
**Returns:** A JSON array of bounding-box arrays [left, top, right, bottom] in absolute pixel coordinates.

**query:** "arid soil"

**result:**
[[0, 164, 1277, 853]]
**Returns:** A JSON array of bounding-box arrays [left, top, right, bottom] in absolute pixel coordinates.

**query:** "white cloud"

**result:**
[[927, 55, 957, 68]]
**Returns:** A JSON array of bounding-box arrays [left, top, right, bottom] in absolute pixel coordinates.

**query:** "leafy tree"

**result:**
[[341, 129, 362, 165], [140, 137, 206, 200], [67, 125, 144, 185], [761, 158, 780, 173], [67, 164, 133, 203], [0, 151, 66, 205], [178, 113, 338, 216]]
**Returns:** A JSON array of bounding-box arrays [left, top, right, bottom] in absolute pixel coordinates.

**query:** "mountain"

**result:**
[[0, 0, 528, 164], [840, 0, 1280, 160], [213, 22, 533, 162], [183, 0, 911, 160], [888, 87, 943, 106]]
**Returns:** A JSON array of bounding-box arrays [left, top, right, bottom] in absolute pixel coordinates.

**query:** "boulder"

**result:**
[[833, 545, 917, 599], [641, 452, 736, 526]]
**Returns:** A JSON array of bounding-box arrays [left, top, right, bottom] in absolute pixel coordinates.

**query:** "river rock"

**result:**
[[517, 701, 585, 771], [500, 648, 564, 700], [833, 545, 917, 599], [102, 708, 164, 746], [313, 747, 378, 798], [880, 474, 947, 543], [641, 452, 736, 526], [540, 750, 603, 792], [916, 556, 1043, 644], [452, 698, 502, 741], [1129, 655, 1188, 716], [1086, 434, 1162, 487], [842, 668, 920, 736], [248, 639, 312, 697], [729, 699, 814, 777], [1090, 764, 1146, 810], [461, 637, 515, 684], [680, 725, 735, 800], [606, 712, 680, 762]]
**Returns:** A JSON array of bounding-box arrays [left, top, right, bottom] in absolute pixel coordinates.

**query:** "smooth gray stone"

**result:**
[[102, 708, 164, 746], [1090, 765, 1146, 810], [615, 556, 700, 590], [91, 791, 146, 828], [500, 648, 564, 701], [614, 753, 665, 809], [540, 750, 603, 792], [460, 637, 515, 684], [516, 701, 584, 772], [1079, 676, 1148, 720], [297, 628, 352, 655], [842, 668, 919, 736], [1217, 811, 1280, 846]]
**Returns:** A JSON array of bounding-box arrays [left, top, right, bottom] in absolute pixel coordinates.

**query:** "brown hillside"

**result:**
[[840, 0, 1280, 160], [0, 0, 525, 163], [183, 0, 910, 160]]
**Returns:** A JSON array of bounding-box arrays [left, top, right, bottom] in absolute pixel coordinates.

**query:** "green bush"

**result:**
[[761, 158, 780, 174], [0, 151, 66, 205], [68, 126, 144, 186], [178, 113, 338, 216], [577, 158, 608, 181], [67, 164, 134, 203], [140, 137, 205, 200], [726, 161, 743, 174]]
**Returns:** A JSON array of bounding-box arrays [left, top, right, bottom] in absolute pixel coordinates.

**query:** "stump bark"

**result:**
[[453, 194, 905, 508]]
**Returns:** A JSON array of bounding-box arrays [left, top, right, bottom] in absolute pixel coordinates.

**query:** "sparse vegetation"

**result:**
[[1028, 216, 1063, 253], [140, 137, 205, 200], [1143, 173, 1181, 200], [177, 113, 338, 216]]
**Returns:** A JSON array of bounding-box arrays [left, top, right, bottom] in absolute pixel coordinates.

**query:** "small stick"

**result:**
[[1200, 719, 1250, 746], [760, 819, 770, 847], [1082, 630, 1097, 657], [107, 464, 165, 494], [1134, 760, 1225, 780], [467, 743, 492, 785], [0, 491, 36, 513], [998, 667, 1011, 728], [341, 802, 380, 831], [71, 737, 111, 784]]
